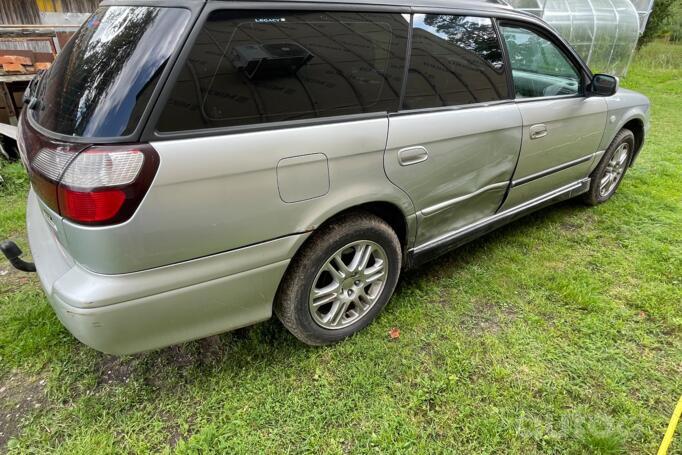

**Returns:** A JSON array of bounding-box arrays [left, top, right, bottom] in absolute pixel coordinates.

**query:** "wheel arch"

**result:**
[[283, 199, 416, 275], [621, 117, 645, 165], [327, 201, 411, 251]]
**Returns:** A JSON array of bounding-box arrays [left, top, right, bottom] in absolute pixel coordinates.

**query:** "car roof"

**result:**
[[104, 0, 536, 24], [107, 0, 526, 18], [204, 0, 515, 14]]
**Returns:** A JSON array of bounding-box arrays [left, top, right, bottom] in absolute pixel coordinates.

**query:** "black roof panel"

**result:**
[[203, 0, 516, 14]]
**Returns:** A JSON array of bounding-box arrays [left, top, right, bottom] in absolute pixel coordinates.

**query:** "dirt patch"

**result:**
[[165, 423, 183, 449], [154, 336, 230, 369], [146, 337, 229, 383], [158, 410, 186, 449], [0, 266, 38, 294], [196, 335, 229, 365], [0, 372, 48, 449], [461, 299, 518, 336], [559, 219, 584, 233], [341, 439, 354, 453], [89, 335, 235, 396], [436, 287, 452, 307], [97, 355, 135, 387], [559, 210, 595, 234]]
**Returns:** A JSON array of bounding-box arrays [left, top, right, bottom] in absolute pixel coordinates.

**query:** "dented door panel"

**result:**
[[384, 103, 523, 246]]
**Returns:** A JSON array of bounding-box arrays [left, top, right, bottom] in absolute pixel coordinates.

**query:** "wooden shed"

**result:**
[[0, 0, 98, 129]]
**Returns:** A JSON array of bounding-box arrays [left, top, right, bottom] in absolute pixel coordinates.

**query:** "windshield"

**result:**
[[31, 6, 190, 138]]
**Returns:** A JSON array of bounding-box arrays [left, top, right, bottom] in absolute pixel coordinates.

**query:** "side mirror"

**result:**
[[589, 74, 619, 97]]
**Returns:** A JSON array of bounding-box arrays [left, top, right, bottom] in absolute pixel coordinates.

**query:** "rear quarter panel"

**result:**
[[61, 118, 415, 274]]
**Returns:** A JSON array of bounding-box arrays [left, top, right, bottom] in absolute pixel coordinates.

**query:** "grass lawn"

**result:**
[[0, 42, 680, 454]]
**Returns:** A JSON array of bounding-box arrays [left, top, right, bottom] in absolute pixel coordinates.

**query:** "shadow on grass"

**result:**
[[397, 198, 591, 289]]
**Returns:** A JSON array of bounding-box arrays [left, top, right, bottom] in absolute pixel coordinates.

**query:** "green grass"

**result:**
[[1, 42, 681, 454]]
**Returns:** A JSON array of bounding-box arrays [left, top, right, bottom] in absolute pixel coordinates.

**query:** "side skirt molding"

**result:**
[[406, 178, 591, 268], [421, 181, 509, 217], [511, 152, 599, 187]]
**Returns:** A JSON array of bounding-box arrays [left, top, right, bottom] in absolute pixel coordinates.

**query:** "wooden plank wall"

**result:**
[[61, 0, 99, 13], [0, 0, 42, 25], [0, 0, 98, 25]]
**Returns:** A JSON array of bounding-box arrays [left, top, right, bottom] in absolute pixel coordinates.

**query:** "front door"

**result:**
[[384, 14, 522, 246], [497, 23, 607, 210]]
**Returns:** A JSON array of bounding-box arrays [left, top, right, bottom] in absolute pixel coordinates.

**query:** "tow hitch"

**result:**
[[1, 240, 36, 273]]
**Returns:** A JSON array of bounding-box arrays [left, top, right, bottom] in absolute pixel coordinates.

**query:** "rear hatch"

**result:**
[[19, 5, 192, 229]]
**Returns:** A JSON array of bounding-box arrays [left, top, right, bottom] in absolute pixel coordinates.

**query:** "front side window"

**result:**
[[403, 15, 509, 110], [500, 25, 581, 98], [157, 10, 408, 132]]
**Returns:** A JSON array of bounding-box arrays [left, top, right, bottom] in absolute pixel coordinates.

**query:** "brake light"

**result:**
[[58, 188, 126, 222], [56, 145, 159, 225], [19, 114, 160, 225]]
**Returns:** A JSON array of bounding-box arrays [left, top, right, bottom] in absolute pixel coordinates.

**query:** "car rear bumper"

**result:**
[[26, 190, 308, 354], [47, 262, 289, 355]]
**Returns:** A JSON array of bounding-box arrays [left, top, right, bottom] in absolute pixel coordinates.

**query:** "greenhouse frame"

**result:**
[[506, 0, 655, 75]]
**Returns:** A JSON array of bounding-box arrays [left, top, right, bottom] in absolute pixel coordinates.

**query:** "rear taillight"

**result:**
[[19, 114, 159, 226], [56, 145, 159, 225], [58, 188, 126, 223]]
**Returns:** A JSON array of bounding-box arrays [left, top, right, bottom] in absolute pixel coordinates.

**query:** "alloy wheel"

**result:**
[[600, 142, 630, 198], [308, 240, 388, 330]]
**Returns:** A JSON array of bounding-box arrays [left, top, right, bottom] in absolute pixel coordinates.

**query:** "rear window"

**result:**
[[157, 10, 409, 132], [31, 6, 190, 138]]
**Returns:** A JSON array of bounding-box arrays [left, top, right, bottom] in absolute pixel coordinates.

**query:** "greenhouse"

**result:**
[[506, 0, 655, 75]]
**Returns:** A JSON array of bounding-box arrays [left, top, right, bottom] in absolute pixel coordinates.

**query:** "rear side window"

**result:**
[[31, 7, 190, 138], [157, 10, 409, 132], [403, 15, 509, 110]]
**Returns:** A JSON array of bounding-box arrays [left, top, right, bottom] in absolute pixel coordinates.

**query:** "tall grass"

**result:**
[[0, 158, 28, 196], [631, 40, 682, 71]]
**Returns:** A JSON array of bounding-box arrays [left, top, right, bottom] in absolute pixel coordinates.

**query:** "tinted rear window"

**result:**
[[31, 6, 190, 138], [404, 15, 509, 110], [157, 10, 409, 132]]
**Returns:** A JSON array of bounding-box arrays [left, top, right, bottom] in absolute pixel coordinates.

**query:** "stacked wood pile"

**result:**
[[0, 1, 96, 128], [0, 51, 53, 76]]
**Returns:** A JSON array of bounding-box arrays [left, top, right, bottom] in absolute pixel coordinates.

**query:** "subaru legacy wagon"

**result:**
[[6, 0, 649, 354]]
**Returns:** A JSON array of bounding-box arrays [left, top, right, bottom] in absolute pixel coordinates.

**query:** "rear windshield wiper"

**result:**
[[23, 69, 46, 110]]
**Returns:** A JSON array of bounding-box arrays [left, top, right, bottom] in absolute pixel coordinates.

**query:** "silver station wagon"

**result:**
[[3, 0, 649, 354]]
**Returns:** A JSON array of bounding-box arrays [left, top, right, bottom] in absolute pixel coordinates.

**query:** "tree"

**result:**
[[638, 0, 678, 47]]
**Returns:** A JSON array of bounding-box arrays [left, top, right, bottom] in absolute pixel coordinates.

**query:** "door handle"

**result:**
[[398, 146, 429, 166], [529, 124, 548, 140]]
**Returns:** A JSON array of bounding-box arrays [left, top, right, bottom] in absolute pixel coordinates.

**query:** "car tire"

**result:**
[[583, 128, 635, 206], [274, 211, 402, 346]]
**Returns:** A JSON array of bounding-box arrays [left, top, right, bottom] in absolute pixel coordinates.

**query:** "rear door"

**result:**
[[384, 14, 522, 245], [497, 22, 607, 210]]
